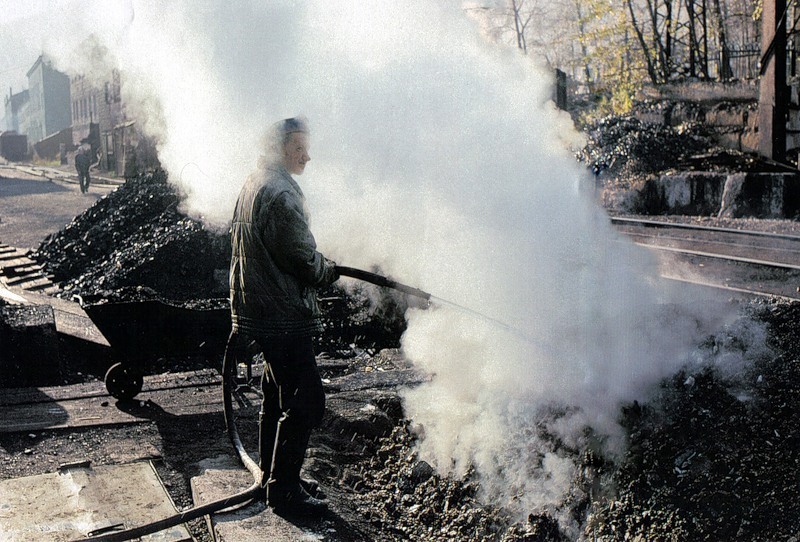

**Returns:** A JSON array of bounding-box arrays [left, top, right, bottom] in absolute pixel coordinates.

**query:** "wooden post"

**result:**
[[758, 0, 788, 163]]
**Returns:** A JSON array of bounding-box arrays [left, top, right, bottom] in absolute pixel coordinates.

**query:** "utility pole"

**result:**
[[758, 0, 788, 163]]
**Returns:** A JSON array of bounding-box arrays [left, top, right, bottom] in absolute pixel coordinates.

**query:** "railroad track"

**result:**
[[611, 216, 800, 301]]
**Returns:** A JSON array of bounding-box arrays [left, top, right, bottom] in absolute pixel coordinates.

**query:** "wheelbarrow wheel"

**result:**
[[105, 362, 144, 400]]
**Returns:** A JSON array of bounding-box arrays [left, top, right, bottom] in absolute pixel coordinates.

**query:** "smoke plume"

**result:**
[[33, 0, 755, 526]]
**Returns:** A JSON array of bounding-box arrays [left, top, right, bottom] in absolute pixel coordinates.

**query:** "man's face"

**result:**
[[283, 132, 310, 175]]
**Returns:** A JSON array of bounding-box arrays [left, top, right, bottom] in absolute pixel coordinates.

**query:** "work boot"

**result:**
[[267, 481, 328, 517], [268, 416, 325, 514]]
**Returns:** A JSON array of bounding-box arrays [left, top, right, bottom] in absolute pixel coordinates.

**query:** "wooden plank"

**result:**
[[0, 254, 30, 265], [0, 373, 224, 433], [1, 264, 44, 276], [5, 275, 50, 288], [0, 369, 221, 406], [0, 257, 38, 268], [27, 281, 57, 293]]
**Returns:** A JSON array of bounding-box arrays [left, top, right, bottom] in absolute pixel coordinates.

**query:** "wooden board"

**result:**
[[0, 461, 191, 542], [191, 454, 324, 542], [0, 370, 222, 433]]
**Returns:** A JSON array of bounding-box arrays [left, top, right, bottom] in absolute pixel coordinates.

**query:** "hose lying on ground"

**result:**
[[74, 333, 263, 542], [74, 267, 424, 541]]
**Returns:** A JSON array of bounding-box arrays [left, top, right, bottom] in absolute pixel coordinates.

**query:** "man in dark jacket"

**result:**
[[229, 117, 338, 515], [75, 146, 91, 193]]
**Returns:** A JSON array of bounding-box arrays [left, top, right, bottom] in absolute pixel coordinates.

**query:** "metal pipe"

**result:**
[[335, 266, 431, 300]]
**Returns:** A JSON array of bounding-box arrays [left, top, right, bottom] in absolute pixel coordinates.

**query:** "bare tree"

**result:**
[[467, 0, 762, 104], [627, 0, 662, 82], [511, 0, 533, 52]]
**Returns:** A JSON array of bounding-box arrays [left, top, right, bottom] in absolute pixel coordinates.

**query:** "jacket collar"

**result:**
[[268, 164, 304, 198]]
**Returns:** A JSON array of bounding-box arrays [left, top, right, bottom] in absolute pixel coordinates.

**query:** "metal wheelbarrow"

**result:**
[[82, 298, 231, 400]]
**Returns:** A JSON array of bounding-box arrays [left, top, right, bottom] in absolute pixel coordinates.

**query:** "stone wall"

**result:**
[[636, 82, 758, 154], [635, 172, 800, 218]]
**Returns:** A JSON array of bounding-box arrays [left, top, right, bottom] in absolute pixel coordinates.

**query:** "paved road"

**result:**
[[0, 165, 114, 251]]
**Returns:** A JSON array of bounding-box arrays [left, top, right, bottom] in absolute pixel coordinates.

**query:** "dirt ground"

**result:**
[[0, 166, 112, 251]]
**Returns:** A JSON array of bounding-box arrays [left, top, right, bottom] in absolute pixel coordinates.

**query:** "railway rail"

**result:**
[[4, 215, 799, 308], [611, 216, 800, 301]]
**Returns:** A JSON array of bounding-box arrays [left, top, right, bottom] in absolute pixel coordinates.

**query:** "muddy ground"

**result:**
[[2, 162, 800, 540]]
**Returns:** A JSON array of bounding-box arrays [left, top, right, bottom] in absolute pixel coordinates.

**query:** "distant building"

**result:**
[[70, 69, 125, 161], [69, 67, 159, 176], [3, 89, 29, 135], [26, 55, 71, 147]]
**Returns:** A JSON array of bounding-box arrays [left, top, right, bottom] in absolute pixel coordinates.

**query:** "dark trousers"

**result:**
[[257, 336, 325, 495], [77, 170, 91, 193]]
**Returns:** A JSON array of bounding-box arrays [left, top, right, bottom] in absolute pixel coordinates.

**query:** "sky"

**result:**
[[0, 1, 68, 100], [0, 0, 758, 531]]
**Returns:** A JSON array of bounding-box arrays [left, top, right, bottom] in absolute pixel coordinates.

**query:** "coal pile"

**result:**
[[579, 115, 713, 185], [31, 170, 228, 303], [352, 422, 576, 542], [339, 300, 800, 541], [588, 301, 800, 541], [578, 112, 789, 189]]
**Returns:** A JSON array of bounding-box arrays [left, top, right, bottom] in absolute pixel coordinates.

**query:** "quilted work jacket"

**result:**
[[229, 164, 337, 338]]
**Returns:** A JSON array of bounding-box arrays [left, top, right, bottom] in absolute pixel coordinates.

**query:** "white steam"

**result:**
[[35, 0, 750, 524]]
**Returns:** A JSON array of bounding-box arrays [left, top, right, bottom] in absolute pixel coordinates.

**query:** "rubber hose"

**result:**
[[77, 267, 422, 541], [74, 333, 262, 541], [335, 266, 431, 300]]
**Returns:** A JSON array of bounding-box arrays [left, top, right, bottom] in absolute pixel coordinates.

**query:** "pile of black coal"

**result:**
[[587, 301, 800, 541], [32, 170, 228, 303], [578, 115, 714, 184], [30, 171, 405, 357], [577, 110, 793, 189], [352, 422, 572, 541], [342, 301, 800, 541]]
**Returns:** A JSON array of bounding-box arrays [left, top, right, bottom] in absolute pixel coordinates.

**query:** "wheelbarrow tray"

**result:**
[[83, 299, 230, 360]]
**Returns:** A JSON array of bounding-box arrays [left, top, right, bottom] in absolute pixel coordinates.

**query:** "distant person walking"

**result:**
[[75, 146, 91, 194]]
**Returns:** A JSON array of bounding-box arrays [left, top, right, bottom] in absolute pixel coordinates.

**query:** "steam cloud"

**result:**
[[35, 0, 756, 528]]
